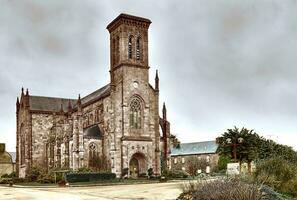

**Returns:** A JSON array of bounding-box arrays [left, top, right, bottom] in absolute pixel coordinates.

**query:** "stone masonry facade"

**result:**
[[16, 14, 171, 178]]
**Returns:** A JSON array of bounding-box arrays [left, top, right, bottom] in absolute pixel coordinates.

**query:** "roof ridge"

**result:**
[[180, 140, 215, 145], [30, 95, 77, 101]]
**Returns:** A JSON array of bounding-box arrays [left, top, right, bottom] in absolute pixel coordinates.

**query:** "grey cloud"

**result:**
[[1, 0, 297, 151]]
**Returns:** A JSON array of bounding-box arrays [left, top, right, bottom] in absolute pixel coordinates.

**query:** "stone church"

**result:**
[[16, 14, 171, 178]]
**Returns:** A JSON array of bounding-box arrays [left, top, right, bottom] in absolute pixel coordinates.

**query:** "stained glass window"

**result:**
[[130, 98, 142, 129]]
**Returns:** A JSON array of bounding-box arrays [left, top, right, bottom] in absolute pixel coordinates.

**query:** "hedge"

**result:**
[[65, 172, 116, 183]]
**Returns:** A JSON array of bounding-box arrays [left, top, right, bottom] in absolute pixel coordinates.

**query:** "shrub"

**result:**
[[77, 167, 92, 173], [254, 157, 297, 197], [1, 173, 9, 178], [37, 174, 55, 184], [26, 167, 43, 182], [122, 168, 128, 178], [12, 177, 26, 183], [65, 172, 116, 183], [218, 155, 230, 171], [147, 168, 154, 178], [0, 178, 13, 184], [139, 173, 147, 178], [179, 178, 265, 200], [1, 172, 16, 178], [163, 170, 189, 179]]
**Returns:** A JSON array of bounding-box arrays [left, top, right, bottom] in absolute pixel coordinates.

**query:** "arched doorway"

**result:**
[[129, 152, 146, 178], [129, 157, 139, 178]]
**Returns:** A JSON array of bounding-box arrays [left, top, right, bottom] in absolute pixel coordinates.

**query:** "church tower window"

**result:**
[[128, 35, 133, 59], [129, 98, 142, 129], [136, 37, 141, 60]]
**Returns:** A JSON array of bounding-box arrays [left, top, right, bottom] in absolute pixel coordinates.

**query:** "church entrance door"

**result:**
[[129, 157, 139, 178], [129, 152, 146, 178]]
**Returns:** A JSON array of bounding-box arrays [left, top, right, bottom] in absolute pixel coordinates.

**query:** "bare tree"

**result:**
[[186, 157, 208, 176]]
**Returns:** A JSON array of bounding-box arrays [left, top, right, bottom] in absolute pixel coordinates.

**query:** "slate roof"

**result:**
[[83, 124, 103, 139], [8, 152, 16, 163], [29, 96, 77, 112], [80, 84, 110, 105], [28, 84, 110, 112], [171, 141, 218, 156]]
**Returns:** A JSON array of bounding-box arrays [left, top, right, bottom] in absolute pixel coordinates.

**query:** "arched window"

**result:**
[[128, 35, 133, 59], [89, 113, 93, 124], [20, 135, 25, 165], [89, 143, 98, 168], [116, 36, 120, 63], [112, 38, 116, 65], [136, 37, 141, 60], [129, 98, 142, 129]]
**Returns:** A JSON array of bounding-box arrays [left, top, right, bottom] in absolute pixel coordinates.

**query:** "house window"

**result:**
[[174, 158, 177, 164], [181, 157, 185, 164], [129, 97, 142, 129], [206, 156, 210, 162]]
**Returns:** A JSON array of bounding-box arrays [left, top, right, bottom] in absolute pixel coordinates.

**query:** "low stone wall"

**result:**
[[0, 163, 14, 176]]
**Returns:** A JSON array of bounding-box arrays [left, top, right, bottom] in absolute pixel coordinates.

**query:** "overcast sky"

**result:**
[[1, 0, 297, 152]]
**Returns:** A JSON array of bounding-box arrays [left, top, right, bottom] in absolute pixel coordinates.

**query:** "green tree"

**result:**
[[216, 127, 260, 173], [170, 134, 180, 149], [217, 155, 231, 171]]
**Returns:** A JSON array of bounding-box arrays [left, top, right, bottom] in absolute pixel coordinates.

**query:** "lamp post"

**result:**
[[226, 137, 244, 162]]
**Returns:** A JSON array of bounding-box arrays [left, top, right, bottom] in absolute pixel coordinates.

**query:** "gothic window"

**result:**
[[116, 36, 120, 63], [95, 110, 98, 122], [49, 142, 54, 168], [89, 143, 98, 168], [113, 38, 116, 65], [136, 37, 141, 60], [20, 135, 25, 165], [90, 113, 93, 125], [56, 140, 61, 168], [128, 35, 133, 59], [64, 139, 69, 168], [129, 98, 142, 129]]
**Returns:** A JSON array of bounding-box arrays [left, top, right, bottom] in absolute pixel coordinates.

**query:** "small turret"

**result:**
[[162, 102, 167, 121], [16, 97, 20, 106], [77, 94, 82, 114], [16, 97, 20, 112], [25, 88, 29, 96], [21, 87, 24, 97], [77, 94, 81, 106], [155, 70, 159, 91]]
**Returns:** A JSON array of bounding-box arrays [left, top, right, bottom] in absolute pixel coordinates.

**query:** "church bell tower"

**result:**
[[107, 13, 151, 85], [106, 14, 161, 177]]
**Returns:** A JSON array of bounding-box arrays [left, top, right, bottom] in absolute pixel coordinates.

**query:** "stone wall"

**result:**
[[171, 154, 219, 174], [31, 113, 53, 167]]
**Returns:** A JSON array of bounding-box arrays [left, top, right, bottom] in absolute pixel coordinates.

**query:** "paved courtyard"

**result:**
[[0, 181, 185, 200]]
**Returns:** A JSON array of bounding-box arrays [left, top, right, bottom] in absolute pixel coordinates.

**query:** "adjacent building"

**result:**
[[15, 14, 171, 178], [170, 141, 219, 174], [0, 143, 15, 176]]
